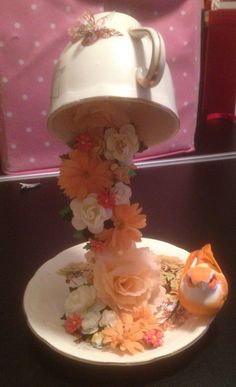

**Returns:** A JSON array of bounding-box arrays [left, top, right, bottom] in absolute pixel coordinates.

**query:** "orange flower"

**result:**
[[111, 163, 137, 184], [58, 150, 113, 199], [93, 247, 161, 312], [102, 312, 144, 355], [132, 306, 162, 331], [98, 203, 146, 251]]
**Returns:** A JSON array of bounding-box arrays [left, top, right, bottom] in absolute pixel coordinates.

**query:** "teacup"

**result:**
[[48, 11, 179, 147]]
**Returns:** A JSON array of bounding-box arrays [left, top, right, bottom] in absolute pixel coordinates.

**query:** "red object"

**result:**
[[202, 9, 236, 120]]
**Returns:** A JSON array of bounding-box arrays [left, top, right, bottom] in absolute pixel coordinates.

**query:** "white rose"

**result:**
[[81, 310, 101, 334], [104, 124, 139, 164], [65, 285, 96, 315], [70, 194, 112, 234], [99, 309, 119, 327], [111, 182, 132, 205]]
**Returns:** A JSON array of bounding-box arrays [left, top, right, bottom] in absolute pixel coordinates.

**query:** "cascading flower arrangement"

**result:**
[[57, 112, 186, 355]]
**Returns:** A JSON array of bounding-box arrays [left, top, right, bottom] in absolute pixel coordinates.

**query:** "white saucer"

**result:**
[[23, 238, 212, 366]]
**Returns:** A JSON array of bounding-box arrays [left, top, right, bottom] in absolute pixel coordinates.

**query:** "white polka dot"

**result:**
[[18, 59, 25, 65], [31, 4, 37, 10], [65, 5, 71, 13], [6, 112, 13, 118], [10, 143, 17, 149], [181, 10, 187, 16], [2, 77, 8, 83], [29, 157, 36, 163], [169, 26, 174, 32], [183, 129, 187, 134], [34, 41, 40, 47], [26, 127, 32, 133], [183, 72, 188, 77], [184, 101, 189, 107], [50, 23, 56, 29], [37, 76, 44, 82], [183, 41, 188, 47], [0, 41, 4, 47], [41, 110, 47, 116], [14, 22, 21, 29], [53, 59, 58, 65], [44, 141, 50, 147], [171, 57, 176, 63], [22, 94, 28, 101]]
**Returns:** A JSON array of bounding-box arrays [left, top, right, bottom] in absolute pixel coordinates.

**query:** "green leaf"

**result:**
[[128, 169, 137, 177], [59, 206, 73, 218], [73, 230, 85, 241], [83, 242, 91, 251]]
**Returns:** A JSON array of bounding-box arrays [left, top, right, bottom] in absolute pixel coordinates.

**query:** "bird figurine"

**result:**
[[178, 244, 228, 316]]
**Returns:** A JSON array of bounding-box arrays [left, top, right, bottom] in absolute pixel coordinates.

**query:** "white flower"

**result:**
[[70, 194, 112, 234], [99, 309, 119, 328], [104, 124, 139, 164], [65, 285, 96, 315], [81, 310, 101, 334], [111, 182, 132, 205]]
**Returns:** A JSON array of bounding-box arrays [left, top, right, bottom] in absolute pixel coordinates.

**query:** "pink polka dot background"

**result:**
[[0, 0, 201, 174]]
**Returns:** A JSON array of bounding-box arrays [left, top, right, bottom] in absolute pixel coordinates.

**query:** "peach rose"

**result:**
[[93, 247, 162, 312]]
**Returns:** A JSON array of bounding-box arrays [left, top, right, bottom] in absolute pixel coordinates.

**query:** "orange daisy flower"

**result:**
[[102, 313, 144, 355], [58, 150, 113, 199], [98, 203, 146, 251]]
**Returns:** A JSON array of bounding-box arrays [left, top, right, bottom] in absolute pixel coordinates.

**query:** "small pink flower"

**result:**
[[74, 132, 92, 152], [97, 190, 116, 208], [143, 329, 164, 348], [90, 239, 107, 254], [65, 313, 81, 334]]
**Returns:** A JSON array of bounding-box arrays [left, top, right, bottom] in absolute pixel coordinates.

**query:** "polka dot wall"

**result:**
[[0, 0, 202, 174]]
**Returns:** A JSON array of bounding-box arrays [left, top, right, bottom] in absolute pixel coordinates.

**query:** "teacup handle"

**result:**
[[128, 27, 166, 88]]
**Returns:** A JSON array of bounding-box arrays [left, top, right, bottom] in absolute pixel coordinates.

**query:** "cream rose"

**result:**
[[70, 194, 112, 234], [65, 285, 96, 315], [104, 124, 139, 163], [81, 310, 101, 334], [111, 182, 132, 205], [99, 309, 119, 327], [93, 247, 162, 312]]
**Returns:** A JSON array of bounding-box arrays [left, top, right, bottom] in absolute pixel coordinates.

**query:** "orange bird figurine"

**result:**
[[178, 244, 228, 316]]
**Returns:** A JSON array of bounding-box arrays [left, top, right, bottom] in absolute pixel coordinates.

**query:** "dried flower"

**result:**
[[97, 190, 116, 208], [74, 132, 93, 152], [143, 329, 164, 348], [65, 313, 81, 334]]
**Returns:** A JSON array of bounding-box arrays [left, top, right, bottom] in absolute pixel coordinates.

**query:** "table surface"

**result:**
[[0, 158, 236, 387]]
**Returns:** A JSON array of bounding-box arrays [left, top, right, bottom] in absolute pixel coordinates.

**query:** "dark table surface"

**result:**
[[0, 157, 236, 387]]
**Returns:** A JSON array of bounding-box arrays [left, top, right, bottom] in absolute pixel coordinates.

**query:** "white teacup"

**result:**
[[48, 11, 179, 147]]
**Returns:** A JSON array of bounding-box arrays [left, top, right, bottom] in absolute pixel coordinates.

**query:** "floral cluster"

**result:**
[[58, 256, 186, 355], [58, 114, 187, 355], [58, 122, 146, 253]]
